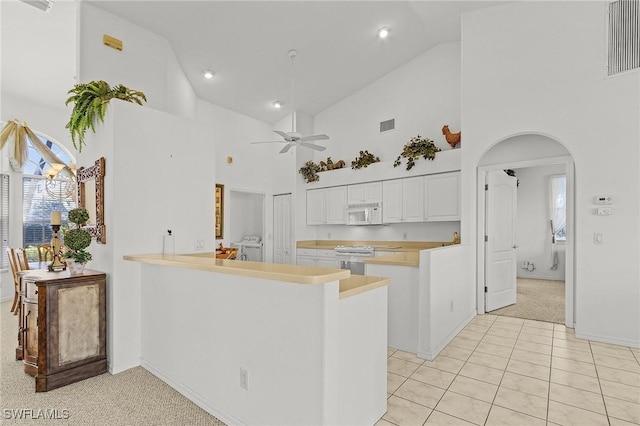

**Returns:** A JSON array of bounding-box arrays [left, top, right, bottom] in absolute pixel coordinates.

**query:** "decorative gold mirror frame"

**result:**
[[77, 157, 106, 244], [215, 183, 224, 239]]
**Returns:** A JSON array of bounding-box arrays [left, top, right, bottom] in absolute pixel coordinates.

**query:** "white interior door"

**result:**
[[485, 170, 518, 311], [273, 194, 292, 264]]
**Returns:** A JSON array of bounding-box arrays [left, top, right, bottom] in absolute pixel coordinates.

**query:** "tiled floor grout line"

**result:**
[[589, 340, 612, 426]]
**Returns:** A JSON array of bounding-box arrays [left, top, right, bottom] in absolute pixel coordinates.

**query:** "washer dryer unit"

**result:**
[[232, 236, 263, 262]]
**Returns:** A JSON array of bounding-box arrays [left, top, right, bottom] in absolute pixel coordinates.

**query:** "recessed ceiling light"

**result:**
[[203, 70, 215, 79], [377, 27, 390, 39], [273, 101, 283, 109]]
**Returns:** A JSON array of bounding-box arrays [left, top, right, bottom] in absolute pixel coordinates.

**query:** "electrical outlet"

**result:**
[[327, 232, 331, 239], [450, 300, 454, 312], [402, 232, 408, 240], [194, 239, 205, 250], [240, 367, 249, 390], [594, 233, 604, 244]]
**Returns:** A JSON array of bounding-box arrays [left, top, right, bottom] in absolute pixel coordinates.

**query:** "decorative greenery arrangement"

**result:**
[[65, 80, 147, 152], [299, 161, 323, 183], [351, 150, 380, 169], [393, 135, 441, 171], [62, 207, 93, 264]]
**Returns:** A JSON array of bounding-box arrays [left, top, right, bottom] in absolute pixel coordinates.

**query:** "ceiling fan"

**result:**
[[252, 49, 329, 154]]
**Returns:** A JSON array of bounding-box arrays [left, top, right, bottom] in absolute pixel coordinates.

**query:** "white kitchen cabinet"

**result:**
[[306, 189, 326, 225], [382, 178, 424, 223], [347, 182, 383, 205], [325, 186, 347, 224], [382, 180, 403, 223], [306, 187, 346, 225], [296, 248, 339, 269], [402, 176, 424, 222], [424, 172, 461, 221]]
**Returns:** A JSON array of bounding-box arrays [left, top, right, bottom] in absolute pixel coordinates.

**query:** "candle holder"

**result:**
[[48, 224, 67, 272]]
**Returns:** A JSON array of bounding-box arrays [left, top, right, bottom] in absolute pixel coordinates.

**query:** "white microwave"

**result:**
[[347, 203, 383, 225]]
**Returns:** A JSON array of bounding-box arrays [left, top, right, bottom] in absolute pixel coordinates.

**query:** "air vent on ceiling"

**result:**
[[380, 118, 395, 133], [607, 0, 639, 76]]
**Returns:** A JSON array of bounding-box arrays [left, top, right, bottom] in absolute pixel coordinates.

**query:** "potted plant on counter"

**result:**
[[62, 207, 93, 275]]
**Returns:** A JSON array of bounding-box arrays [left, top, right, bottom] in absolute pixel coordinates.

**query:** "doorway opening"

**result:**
[[476, 134, 575, 327], [228, 189, 265, 262]]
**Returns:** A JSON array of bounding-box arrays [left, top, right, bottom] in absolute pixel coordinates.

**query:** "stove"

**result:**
[[334, 245, 374, 275], [334, 245, 375, 255]]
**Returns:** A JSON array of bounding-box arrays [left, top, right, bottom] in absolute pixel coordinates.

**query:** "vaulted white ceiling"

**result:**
[[2, 1, 502, 124]]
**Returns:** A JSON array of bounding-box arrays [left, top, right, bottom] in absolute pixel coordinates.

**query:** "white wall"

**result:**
[[461, 2, 640, 346], [515, 164, 566, 280], [79, 3, 197, 119], [78, 101, 215, 373]]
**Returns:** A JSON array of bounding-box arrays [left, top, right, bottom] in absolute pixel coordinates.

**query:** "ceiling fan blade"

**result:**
[[300, 134, 329, 142], [300, 142, 326, 151], [279, 143, 294, 154], [273, 130, 289, 139], [251, 140, 286, 144]]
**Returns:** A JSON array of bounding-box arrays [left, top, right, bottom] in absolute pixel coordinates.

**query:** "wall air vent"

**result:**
[[607, 0, 639, 76], [19, 0, 53, 12], [379, 118, 395, 133]]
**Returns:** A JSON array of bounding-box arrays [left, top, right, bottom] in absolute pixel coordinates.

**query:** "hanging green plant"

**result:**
[[65, 80, 147, 152], [299, 160, 323, 183], [351, 150, 380, 169], [393, 135, 441, 171]]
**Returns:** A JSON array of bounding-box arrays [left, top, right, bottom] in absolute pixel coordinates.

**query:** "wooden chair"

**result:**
[[16, 248, 29, 271], [6, 248, 21, 315], [37, 244, 53, 262]]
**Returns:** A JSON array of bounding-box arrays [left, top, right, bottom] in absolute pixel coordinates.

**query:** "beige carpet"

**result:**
[[489, 278, 565, 324], [0, 301, 226, 425]]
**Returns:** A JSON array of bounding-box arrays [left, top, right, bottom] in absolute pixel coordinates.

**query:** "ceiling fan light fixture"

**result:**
[[377, 27, 390, 39], [272, 101, 283, 109], [203, 70, 215, 79]]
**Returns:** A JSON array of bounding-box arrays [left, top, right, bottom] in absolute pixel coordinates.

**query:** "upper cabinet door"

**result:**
[[363, 182, 383, 203], [306, 189, 326, 225], [347, 182, 382, 204], [424, 172, 461, 221], [325, 186, 347, 224], [382, 180, 403, 223], [402, 177, 424, 222]]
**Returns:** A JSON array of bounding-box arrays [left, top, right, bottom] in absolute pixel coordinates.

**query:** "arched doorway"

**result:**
[[476, 133, 575, 327]]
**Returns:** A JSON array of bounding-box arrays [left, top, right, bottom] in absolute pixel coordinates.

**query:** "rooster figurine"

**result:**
[[442, 125, 461, 149]]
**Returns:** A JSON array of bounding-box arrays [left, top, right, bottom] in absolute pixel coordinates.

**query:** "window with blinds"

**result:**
[[1, 174, 8, 271], [23, 177, 76, 249]]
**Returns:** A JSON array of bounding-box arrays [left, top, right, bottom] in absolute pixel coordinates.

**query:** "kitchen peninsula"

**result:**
[[124, 253, 389, 426]]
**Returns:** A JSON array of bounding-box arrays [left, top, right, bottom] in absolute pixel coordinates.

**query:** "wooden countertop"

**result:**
[[297, 240, 450, 252], [339, 275, 390, 299], [124, 253, 351, 285], [364, 252, 420, 267]]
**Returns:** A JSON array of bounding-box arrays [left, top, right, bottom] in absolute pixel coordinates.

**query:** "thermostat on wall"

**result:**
[[594, 195, 613, 205]]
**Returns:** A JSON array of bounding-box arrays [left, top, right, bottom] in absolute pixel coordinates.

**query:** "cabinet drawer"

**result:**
[[316, 249, 337, 258], [25, 281, 39, 302], [297, 248, 316, 257]]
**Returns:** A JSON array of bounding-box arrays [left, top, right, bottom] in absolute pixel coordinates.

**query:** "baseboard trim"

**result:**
[[417, 310, 477, 360], [575, 330, 640, 349], [141, 358, 245, 426]]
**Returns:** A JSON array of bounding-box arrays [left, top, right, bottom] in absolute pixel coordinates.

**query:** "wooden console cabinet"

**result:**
[[19, 269, 107, 392]]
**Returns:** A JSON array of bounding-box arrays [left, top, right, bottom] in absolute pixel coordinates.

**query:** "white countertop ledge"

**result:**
[[124, 253, 351, 285]]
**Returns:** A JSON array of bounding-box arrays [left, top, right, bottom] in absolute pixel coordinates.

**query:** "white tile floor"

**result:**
[[378, 314, 640, 426]]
